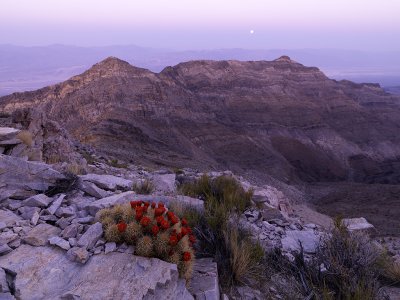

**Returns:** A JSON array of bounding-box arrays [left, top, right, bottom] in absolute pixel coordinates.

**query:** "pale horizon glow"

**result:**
[[1, 0, 400, 50]]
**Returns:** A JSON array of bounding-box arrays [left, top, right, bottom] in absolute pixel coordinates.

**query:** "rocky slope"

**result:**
[[1, 56, 400, 185]]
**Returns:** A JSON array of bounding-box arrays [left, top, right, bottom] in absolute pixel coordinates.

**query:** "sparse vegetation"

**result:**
[[263, 218, 393, 299], [98, 201, 196, 280], [132, 179, 154, 194], [65, 162, 86, 175], [108, 158, 128, 169], [179, 175, 260, 288], [16, 130, 33, 147]]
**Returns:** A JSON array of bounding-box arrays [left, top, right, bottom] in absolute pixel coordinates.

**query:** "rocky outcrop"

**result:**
[[0, 154, 65, 201], [0, 245, 193, 300], [1, 57, 399, 184]]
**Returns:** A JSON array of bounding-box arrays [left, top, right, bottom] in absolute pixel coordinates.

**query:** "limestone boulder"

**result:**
[[79, 174, 133, 191], [0, 245, 193, 300]]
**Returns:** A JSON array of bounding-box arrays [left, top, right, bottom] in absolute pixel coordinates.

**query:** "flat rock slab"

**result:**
[[0, 210, 21, 227], [189, 258, 220, 300], [0, 154, 65, 198], [281, 230, 322, 254], [0, 128, 19, 141], [342, 217, 375, 232], [22, 223, 61, 247], [0, 245, 193, 300], [85, 191, 135, 215], [80, 174, 133, 191]]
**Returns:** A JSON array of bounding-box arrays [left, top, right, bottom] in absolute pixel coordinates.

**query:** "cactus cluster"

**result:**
[[98, 200, 196, 280]]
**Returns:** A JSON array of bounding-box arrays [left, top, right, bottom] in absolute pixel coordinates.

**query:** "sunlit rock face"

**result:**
[[1, 56, 400, 184]]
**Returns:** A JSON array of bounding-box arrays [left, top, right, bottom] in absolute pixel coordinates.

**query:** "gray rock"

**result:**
[[0, 268, 9, 292], [85, 191, 135, 216], [30, 211, 40, 226], [77, 223, 103, 250], [0, 245, 12, 256], [0, 245, 193, 299], [0, 138, 21, 146], [39, 214, 59, 222], [281, 230, 321, 254], [151, 174, 176, 194], [78, 181, 108, 199], [0, 232, 18, 246], [0, 292, 15, 300], [72, 216, 94, 224], [0, 223, 6, 231], [0, 210, 21, 227], [7, 239, 20, 249], [66, 247, 90, 264], [189, 258, 220, 300], [68, 238, 77, 247], [3, 200, 21, 211], [56, 217, 71, 230], [45, 194, 65, 215], [55, 206, 76, 218], [61, 224, 79, 239], [22, 194, 52, 208], [342, 217, 375, 233], [49, 236, 71, 251], [18, 206, 40, 221], [0, 154, 65, 200], [104, 242, 116, 254], [22, 223, 61, 246], [80, 174, 133, 191], [0, 128, 19, 141]]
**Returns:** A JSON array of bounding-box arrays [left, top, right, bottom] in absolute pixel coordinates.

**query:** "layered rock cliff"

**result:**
[[1, 56, 400, 184]]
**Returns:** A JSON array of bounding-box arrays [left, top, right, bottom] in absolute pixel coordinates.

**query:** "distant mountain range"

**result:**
[[1, 56, 400, 184], [1, 44, 399, 96]]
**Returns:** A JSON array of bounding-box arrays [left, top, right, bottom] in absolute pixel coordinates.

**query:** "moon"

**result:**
[[250, 30, 254, 34]]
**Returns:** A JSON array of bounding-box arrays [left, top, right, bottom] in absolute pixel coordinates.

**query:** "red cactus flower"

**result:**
[[187, 227, 192, 234], [181, 227, 189, 236], [181, 218, 188, 226], [117, 222, 127, 233], [168, 249, 175, 256], [140, 216, 151, 227], [151, 202, 156, 208], [167, 211, 174, 219], [151, 225, 160, 236], [156, 216, 164, 225], [170, 216, 178, 225], [135, 211, 143, 221], [169, 234, 178, 246], [177, 233, 183, 240], [144, 202, 150, 208], [154, 207, 166, 217], [161, 219, 170, 230], [189, 234, 196, 244], [130, 200, 139, 208], [183, 251, 191, 262], [172, 229, 177, 234], [158, 202, 164, 208]]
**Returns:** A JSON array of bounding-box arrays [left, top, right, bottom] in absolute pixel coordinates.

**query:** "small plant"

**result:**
[[16, 130, 33, 147], [108, 158, 128, 169], [132, 179, 154, 195], [99, 201, 196, 280], [65, 162, 86, 175]]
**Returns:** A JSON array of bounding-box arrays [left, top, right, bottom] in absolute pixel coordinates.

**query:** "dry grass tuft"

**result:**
[[16, 130, 33, 147], [132, 179, 154, 195]]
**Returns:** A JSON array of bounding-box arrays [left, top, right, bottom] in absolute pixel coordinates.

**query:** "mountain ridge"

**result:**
[[1, 56, 400, 184]]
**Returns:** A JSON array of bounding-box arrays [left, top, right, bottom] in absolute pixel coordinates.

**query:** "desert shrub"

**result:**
[[99, 201, 196, 280], [132, 179, 154, 195], [16, 130, 33, 147], [45, 172, 79, 196], [311, 219, 384, 299], [180, 175, 252, 218], [65, 162, 86, 175], [168, 200, 202, 228], [173, 168, 184, 175], [82, 151, 96, 165], [108, 158, 128, 169], [179, 175, 258, 288], [377, 250, 400, 285]]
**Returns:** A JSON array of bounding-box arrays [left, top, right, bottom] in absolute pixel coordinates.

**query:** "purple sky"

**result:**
[[1, 0, 400, 50]]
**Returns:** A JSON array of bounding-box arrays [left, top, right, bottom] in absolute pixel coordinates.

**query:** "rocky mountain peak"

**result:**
[[274, 55, 295, 63]]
